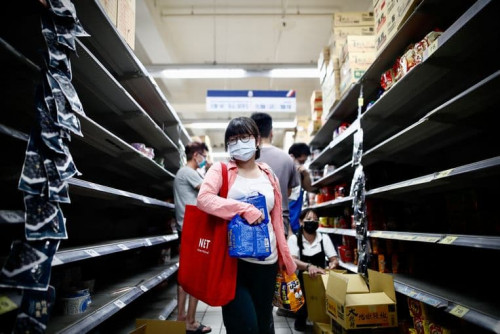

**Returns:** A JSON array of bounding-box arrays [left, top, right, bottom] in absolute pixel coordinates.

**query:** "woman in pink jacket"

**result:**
[[197, 117, 297, 334]]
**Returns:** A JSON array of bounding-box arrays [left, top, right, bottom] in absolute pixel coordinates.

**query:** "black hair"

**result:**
[[185, 141, 208, 161], [299, 208, 317, 221], [250, 112, 272, 138], [289, 142, 311, 158], [224, 117, 260, 160]]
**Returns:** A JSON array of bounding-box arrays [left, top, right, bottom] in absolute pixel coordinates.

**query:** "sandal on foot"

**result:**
[[186, 323, 211, 334]]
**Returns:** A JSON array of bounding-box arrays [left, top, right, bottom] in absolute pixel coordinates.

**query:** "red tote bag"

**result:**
[[177, 163, 237, 306]]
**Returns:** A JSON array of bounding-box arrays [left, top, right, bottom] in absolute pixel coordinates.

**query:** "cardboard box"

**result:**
[[117, 0, 136, 49], [314, 322, 333, 334], [332, 12, 374, 27], [326, 270, 398, 330], [131, 319, 185, 334], [303, 272, 331, 323], [302, 270, 347, 324], [339, 35, 376, 63], [99, 0, 118, 25], [331, 26, 375, 41]]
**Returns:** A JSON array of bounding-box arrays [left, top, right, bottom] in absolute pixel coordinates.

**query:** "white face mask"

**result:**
[[229, 138, 256, 162]]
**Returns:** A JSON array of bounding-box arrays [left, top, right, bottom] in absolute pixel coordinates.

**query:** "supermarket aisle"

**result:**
[[168, 298, 315, 334]]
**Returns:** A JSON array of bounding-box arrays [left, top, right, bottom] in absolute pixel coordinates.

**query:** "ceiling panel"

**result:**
[[136, 0, 373, 152]]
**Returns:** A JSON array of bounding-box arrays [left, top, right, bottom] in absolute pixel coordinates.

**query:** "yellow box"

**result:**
[[314, 322, 333, 334], [302, 270, 347, 324], [131, 319, 185, 334], [326, 270, 398, 330], [303, 272, 331, 323]]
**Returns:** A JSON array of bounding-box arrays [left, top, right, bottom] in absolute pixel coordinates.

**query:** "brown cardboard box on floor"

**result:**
[[326, 269, 398, 330], [303, 269, 347, 324], [130, 319, 185, 334]]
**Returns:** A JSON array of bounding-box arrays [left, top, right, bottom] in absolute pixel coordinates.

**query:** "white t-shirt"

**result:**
[[287, 232, 337, 259], [228, 171, 277, 264]]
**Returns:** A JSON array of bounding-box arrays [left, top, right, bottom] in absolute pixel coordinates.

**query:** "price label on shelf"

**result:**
[[0, 296, 18, 314], [414, 236, 441, 243], [439, 236, 458, 244], [117, 244, 129, 250], [435, 169, 453, 179], [358, 97, 364, 107], [145, 238, 153, 246], [114, 300, 126, 309], [84, 249, 99, 257], [450, 305, 469, 318], [0, 210, 24, 223], [51, 256, 63, 266], [140, 285, 148, 292]]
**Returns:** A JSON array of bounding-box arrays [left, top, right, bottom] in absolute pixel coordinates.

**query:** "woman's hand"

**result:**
[[250, 213, 265, 224], [307, 264, 325, 277], [328, 257, 339, 270]]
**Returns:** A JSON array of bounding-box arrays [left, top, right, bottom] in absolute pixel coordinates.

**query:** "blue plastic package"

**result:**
[[228, 193, 271, 259]]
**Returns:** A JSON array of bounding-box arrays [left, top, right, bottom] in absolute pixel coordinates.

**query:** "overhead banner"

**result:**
[[206, 90, 296, 112]]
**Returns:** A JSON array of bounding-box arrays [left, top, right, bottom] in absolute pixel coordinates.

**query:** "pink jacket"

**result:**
[[197, 161, 297, 275]]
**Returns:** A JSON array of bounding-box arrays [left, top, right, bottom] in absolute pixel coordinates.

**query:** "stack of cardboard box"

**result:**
[[99, 0, 136, 49], [374, 0, 421, 55], [308, 90, 324, 136], [319, 11, 376, 117]]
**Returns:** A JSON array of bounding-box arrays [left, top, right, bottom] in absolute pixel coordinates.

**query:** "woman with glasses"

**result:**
[[287, 208, 339, 331], [197, 117, 296, 334]]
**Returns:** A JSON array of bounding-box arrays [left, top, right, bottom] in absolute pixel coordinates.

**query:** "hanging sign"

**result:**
[[206, 90, 296, 112]]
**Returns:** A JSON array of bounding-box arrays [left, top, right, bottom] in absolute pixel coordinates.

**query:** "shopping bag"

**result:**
[[177, 163, 237, 306], [272, 270, 304, 312]]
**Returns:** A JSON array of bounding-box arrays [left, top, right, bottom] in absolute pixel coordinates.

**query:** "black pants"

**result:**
[[222, 260, 278, 334], [295, 271, 308, 325]]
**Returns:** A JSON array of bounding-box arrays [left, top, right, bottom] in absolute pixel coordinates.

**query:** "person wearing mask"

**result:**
[[287, 208, 339, 331], [288, 143, 316, 234], [197, 117, 297, 334], [173, 141, 212, 334], [250, 112, 300, 237]]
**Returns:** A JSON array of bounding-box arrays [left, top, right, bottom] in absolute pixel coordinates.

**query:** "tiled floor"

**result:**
[[168, 298, 315, 334]]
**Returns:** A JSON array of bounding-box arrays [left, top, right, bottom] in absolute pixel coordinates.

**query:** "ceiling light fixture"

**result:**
[[269, 68, 319, 78], [160, 68, 246, 79], [184, 121, 297, 129], [147, 64, 318, 79]]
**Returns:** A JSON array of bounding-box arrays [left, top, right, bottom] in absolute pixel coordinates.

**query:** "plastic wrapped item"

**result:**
[[352, 127, 363, 167], [228, 193, 270, 259], [272, 270, 304, 312], [227, 214, 271, 259], [0, 240, 60, 290]]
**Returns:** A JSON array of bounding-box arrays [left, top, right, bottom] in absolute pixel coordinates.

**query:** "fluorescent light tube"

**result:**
[[160, 68, 246, 79], [184, 121, 296, 129], [269, 68, 319, 78]]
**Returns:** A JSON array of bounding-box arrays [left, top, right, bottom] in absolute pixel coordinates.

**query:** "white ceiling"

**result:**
[[134, 0, 372, 152]]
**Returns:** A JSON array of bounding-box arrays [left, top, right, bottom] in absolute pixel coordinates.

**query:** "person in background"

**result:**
[[287, 208, 339, 331], [173, 141, 212, 334], [250, 112, 300, 237], [197, 117, 297, 334], [288, 143, 316, 234]]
